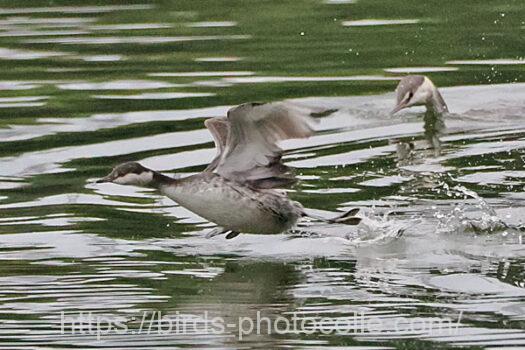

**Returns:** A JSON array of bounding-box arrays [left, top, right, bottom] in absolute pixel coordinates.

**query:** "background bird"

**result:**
[[391, 75, 448, 157]]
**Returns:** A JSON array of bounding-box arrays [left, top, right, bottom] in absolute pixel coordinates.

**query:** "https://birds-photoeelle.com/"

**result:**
[[97, 102, 361, 239]]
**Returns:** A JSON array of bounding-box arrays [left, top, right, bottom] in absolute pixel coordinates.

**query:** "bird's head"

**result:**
[[96, 162, 154, 187], [391, 75, 436, 115]]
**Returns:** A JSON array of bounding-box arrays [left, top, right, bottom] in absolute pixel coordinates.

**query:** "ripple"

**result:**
[[0, 81, 40, 90], [0, 105, 230, 142], [342, 19, 420, 26], [0, 231, 140, 261], [457, 171, 525, 185], [385, 66, 459, 73], [0, 193, 144, 209], [427, 273, 525, 296], [93, 92, 215, 100], [0, 96, 47, 103], [325, 0, 357, 4], [0, 179, 26, 189], [162, 268, 224, 279], [23, 34, 251, 45], [447, 59, 525, 65], [0, 213, 104, 227], [439, 140, 525, 161], [81, 54, 123, 62], [222, 75, 397, 83], [359, 175, 411, 187], [0, 29, 89, 37], [0, 4, 154, 14], [0, 128, 214, 176], [149, 71, 255, 77], [57, 80, 179, 90], [0, 102, 46, 108], [0, 47, 67, 60], [0, 16, 97, 25], [186, 21, 237, 28], [194, 56, 243, 62], [304, 188, 360, 194], [89, 23, 171, 31]]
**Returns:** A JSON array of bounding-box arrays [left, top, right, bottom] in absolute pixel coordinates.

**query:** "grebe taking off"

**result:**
[[97, 102, 361, 239], [391, 75, 449, 156]]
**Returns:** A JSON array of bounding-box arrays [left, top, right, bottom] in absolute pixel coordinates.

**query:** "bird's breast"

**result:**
[[160, 175, 300, 234]]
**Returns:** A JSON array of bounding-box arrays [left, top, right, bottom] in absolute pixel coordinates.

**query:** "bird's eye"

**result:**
[[408, 92, 414, 100]]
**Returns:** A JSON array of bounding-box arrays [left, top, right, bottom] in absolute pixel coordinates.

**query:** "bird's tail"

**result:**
[[303, 208, 361, 225]]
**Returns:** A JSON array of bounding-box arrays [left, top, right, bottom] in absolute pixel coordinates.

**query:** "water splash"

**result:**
[[291, 208, 406, 244], [348, 210, 407, 244], [435, 184, 509, 234]]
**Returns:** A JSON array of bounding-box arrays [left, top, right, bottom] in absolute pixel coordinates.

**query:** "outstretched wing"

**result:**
[[211, 101, 316, 188], [204, 117, 230, 172]]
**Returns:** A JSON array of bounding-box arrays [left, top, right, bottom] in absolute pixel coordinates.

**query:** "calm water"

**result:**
[[0, 1, 524, 349]]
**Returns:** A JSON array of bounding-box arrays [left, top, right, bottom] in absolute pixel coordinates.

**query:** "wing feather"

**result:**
[[204, 117, 230, 172], [211, 102, 316, 188]]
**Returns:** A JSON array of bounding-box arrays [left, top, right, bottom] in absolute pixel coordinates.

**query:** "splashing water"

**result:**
[[291, 207, 407, 244], [349, 210, 408, 244], [435, 184, 509, 234]]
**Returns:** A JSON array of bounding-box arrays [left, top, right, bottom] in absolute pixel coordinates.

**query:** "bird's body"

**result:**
[[158, 172, 302, 234], [97, 101, 360, 238]]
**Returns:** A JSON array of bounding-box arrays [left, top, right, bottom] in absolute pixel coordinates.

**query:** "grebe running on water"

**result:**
[[97, 102, 360, 239]]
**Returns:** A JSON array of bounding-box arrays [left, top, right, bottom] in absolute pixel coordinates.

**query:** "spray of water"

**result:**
[[434, 183, 509, 234]]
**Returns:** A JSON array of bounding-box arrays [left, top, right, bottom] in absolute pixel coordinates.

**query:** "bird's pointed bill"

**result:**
[[95, 175, 113, 183], [391, 102, 407, 115]]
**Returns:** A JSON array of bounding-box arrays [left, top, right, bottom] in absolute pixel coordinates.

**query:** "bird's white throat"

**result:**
[[420, 77, 447, 114], [114, 171, 153, 186]]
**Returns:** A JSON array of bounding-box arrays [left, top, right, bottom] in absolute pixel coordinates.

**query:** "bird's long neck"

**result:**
[[151, 171, 194, 205], [419, 77, 448, 115], [428, 88, 449, 115], [154, 173, 203, 211], [150, 171, 179, 189]]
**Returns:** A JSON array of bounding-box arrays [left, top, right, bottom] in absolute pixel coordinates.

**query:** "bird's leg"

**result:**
[[206, 227, 229, 238], [303, 208, 361, 225], [225, 231, 241, 239], [328, 208, 361, 225]]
